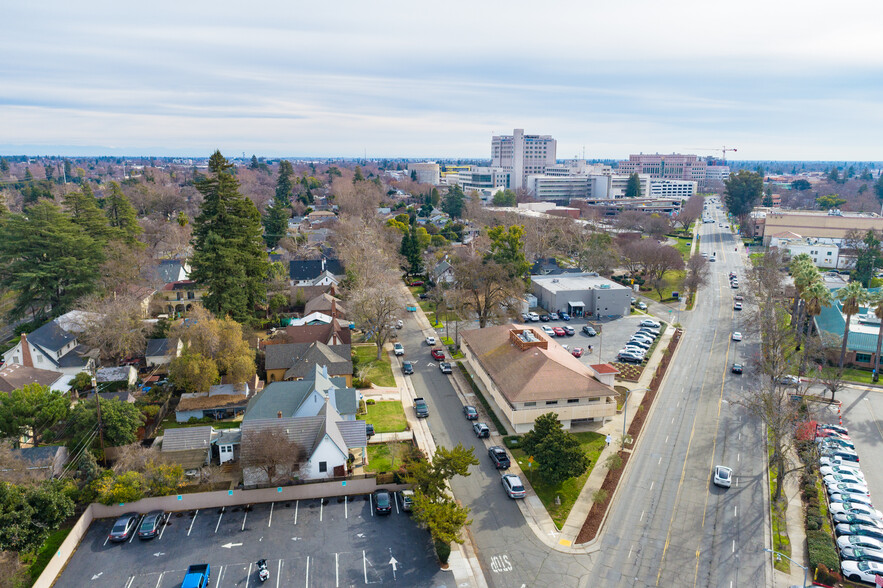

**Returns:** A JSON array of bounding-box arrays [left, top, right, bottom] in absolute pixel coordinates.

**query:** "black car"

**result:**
[[582, 325, 597, 336], [731, 363, 743, 374], [402, 361, 414, 375], [463, 405, 478, 420], [488, 446, 510, 469], [108, 512, 139, 542], [473, 422, 490, 438], [365, 423, 375, 438], [137, 510, 166, 540], [539, 314, 551, 322], [374, 490, 392, 515]]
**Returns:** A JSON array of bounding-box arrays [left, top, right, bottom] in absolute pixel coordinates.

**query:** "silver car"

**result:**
[[502, 474, 526, 499], [713, 465, 732, 488]]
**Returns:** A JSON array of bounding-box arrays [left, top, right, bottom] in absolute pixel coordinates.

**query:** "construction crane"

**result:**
[[687, 146, 738, 161]]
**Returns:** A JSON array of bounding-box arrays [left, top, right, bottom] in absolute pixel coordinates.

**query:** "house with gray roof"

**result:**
[[160, 426, 215, 469], [431, 259, 455, 284], [289, 258, 345, 287], [1, 311, 94, 376], [264, 341, 352, 385], [153, 259, 190, 285], [0, 364, 70, 394], [7, 445, 69, 479], [244, 364, 358, 421], [145, 338, 182, 367]]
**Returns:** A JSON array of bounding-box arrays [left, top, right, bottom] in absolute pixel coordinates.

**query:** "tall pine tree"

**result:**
[[104, 181, 142, 244], [263, 160, 293, 248], [190, 151, 269, 322], [62, 183, 114, 244]]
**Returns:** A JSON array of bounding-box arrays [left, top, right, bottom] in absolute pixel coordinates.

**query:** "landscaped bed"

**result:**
[[357, 400, 408, 433]]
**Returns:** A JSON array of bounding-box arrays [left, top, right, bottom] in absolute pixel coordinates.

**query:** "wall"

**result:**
[[302, 435, 349, 479]]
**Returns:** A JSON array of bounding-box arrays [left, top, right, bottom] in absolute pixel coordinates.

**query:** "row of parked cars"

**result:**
[[616, 320, 661, 364], [461, 405, 525, 499], [522, 311, 573, 322], [815, 423, 883, 584], [540, 324, 575, 337]]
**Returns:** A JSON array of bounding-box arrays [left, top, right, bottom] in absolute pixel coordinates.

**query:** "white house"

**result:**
[[771, 237, 854, 270], [145, 338, 183, 367], [2, 312, 94, 376]]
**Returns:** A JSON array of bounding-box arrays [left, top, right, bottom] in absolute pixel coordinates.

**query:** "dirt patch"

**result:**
[[612, 362, 643, 382]]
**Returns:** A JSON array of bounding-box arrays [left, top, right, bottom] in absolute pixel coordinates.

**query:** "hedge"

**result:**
[[456, 362, 508, 436], [806, 529, 839, 572]]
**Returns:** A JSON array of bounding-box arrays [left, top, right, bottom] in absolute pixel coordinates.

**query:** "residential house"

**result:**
[[152, 259, 190, 285], [290, 284, 336, 309], [145, 338, 183, 367], [264, 342, 352, 384], [175, 382, 251, 422], [7, 446, 69, 479], [530, 257, 584, 276], [460, 325, 617, 433], [289, 258, 345, 287], [95, 366, 138, 388], [287, 311, 340, 327], [244, 365, 358, 421], [0, 364, 71, 394], [280, 322, 352, 346], [304, 294, 345, 319], [430, 260, 455, 284], [160, 280, 206, 316], [160, 426, 215, 469], [1, 311, 95, 376]]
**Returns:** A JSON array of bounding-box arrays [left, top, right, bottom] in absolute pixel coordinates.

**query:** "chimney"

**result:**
[[321, 258, 326, 272], [20, 333, 33, 368], [322, 365, 328, 379], [277, 411, 283, 419], [331, 298, 337, 318]]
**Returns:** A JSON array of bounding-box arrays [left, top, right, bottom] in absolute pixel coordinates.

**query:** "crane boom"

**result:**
[[686, 146, 738, 161]]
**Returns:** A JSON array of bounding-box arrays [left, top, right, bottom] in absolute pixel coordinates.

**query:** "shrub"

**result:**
[[366, 399, 376, 405], [434, 539, 451, 564], [592, 489, 609, 504], [806, 529, 839, 573], [814, 564, 842, 585], [503, 436, 521, 450]]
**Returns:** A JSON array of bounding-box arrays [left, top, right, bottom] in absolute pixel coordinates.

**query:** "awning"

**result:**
[[568, 301, 585, 307]]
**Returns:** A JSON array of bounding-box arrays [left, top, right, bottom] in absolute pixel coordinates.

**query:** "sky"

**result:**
[[2, 0, 883, 160]]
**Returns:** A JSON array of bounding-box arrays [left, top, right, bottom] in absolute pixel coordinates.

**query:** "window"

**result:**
[[524, 402, 536, 407], [36, 355, 42, 363], [318, 461, 327, 473], [187, 291, 195, 300], [856, 353, 872, 363], [567, 398, 580, 404], [545, 400, 558, 406]]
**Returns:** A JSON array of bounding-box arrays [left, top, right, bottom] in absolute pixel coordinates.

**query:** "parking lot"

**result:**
[[833, 386, 883, 506], [55, 493, 447, 588]]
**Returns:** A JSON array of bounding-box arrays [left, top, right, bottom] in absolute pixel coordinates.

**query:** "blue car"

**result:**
[[559, 312, 571, 321]]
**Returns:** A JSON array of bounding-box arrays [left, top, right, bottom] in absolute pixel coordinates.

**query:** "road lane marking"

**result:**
[[628, 545, 633, 559], [154, 572, 164, 588], [241, 508, 248, 531], [320, 499, 324, 522], [734, 506, 737, 517], [159, 514, 170, 540], [269, 502, 274, 527], [215, 509, 224, 533], [649, 481, 654, 491], [345, 495, 348, 519], [124, 577, 135, 588], [129, 515, 142, 543], [640, 510, 645, 522], [658, 456, 662, 465], [363, 550, 368, 583], [215, 566, 224, 587], [305, 556, 310, 587], [370, 494, 374, 516], [245, 563, 252, 588], [188, 510, 199, 536], [394, 493, 399, 514], [277, 559, 282, 588], [665, 435, 669, 444], [294, 500, 299, 524], [336, 552, 340, 587]]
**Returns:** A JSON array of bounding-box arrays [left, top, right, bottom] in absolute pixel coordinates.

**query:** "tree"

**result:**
[[171, 309, 255, 383], [263, 160, 293, 248], [94, 470, 146, 504], [683, 254, 710, 301], [0, 201, 103, 320], [441, 185, 465, 219], [762, 193, 774, 207], [0, 384, 70, 446], [836, 281, 868, 368], [241, 427, 306, 484], [871, 291, 883, 382], [168, 350, 219, 394], [190, 151, 269, 323], [492, 189, 517, 207], [62, 183, 112, 242], [487, 225, 530, 279], [411, 491, 471, 545], [68, 398, 146, 450], [0, 480, 75, 554], [143, 460, 185, 496], [575, 231, 619, 275], [0, 441, 52, 485], [672, 194, 703, 231], [348, 278, 404, 360], [816, 194, 846, 210], [875, 175, 883, 201], [399, 227, 422, 277], [723, 170, 763, 228], [0, 158, 8, 174], [0, 550, 27, 588], [852, 230, 882, 287], [249, 155, 260, 170], [104, 182, 142, 244], [520, 413, 588, 485], [454, 250, 524, 328], [70, 293, 149, 364], [828, 167, 840, 183], [625, 173, 642, 198]]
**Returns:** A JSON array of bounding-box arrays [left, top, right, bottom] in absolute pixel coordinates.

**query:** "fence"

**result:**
[[34, 477, 408, 588]]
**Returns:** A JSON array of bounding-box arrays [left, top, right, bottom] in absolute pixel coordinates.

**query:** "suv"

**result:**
[[473, 422, 490, 438], [393, 343, 404, 356], [501, 474, 526, 499], [402, 361, 414, 375], [108, 512, 139, 542], [488, 446, 511, 469], [439, 362, 453, 374]]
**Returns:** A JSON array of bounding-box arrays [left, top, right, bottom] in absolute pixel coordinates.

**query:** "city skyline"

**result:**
[[3, 0, 882, 160]]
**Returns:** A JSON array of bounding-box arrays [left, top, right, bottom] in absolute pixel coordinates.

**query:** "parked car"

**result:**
[[425, 336, 436, 346], [734, 295, 743, 301], [630, 334, 654, 344], [473, 422, 490, 438], [365, 424, 375, 438], [626, 339, 651, 350], [713, 465, 732, 488], [439, 362, 453, 374], [563, 325, 574, 336], [838, 535, 883, 552], [821, 464, 864, 480], [463, 405, 478, 420], [617, 351, 644, 364], [828, 483, 870, 499], [732, 332, 742, 341], [636, 328, 659, 338], [137, 511, 166, 540], [841, 546, 883, 564], [816, 429, 852, 440], [408, 280, 424, 287], [824, 474, 864, 488], [636, 301, 648, 310], [539, 314, 551, 322], [373, 490, 392, 515], [488, 446, 510, 469], [521, 313, 531, 322], [400, 489, 414, 512], [836, 525, 883, 541], [548, 312, 559, 320], [501, 473, 526, 499], [822, 454, 861, 468], [640, 319, 661, 328], [831, 502, 883, 521], [402, 361, 414, 375], [831, 493, 875, 507], [821, 423, 849, 435], [731, 363, 743, 374], [819, 437, 855, 450], [431, 348, 445, 361], [621, 345, 646, 357], [541, 325, 555, 336], [841, 560, 883, 584], [393, 343, 405, 356], [528, 312, 540, 322], [833, 513, 883, 528], [552, 327, 566, 337], [730, 281, 739, 289], [395, 319, 403, 329], [560, 312, 571, 321], [821, 447, 860, 463], [571, 347, 584, 358], [108, 513, 139, 542], [582, 325, 597, 336], [778, 375, 800, 386]]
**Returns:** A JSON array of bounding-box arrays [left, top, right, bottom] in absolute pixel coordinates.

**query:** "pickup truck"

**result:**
[[414, 397, 429, 418], [181, 564, 210, 588]]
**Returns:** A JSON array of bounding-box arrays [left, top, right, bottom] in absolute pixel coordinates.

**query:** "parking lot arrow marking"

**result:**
[[221, 542, 242, 548], [91, 572, 103, 580], [291, 536, 301, 541], [153, 552, 165, 557], [356, 533, 365, 538], [389, 556, 399, 571]]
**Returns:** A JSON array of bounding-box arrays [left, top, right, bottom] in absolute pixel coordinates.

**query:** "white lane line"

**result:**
[[154, 572, 164, 588], [158, 514, 169, 541], [124, 577, 135, 588], [734, 506, 738, 517], [188, 510, 199, 536], [242, 507, 248, 532], [320, 499, 324, 522], [665, 435, 669, 444], [214, 566, 224, 588], [363, 550, 368, 584], [671, 417, 675, 424], [276, 560, 282, 588], [103, 534, 109, 546], [345, 496, 348, 519], [215, 509, 224, 533], [628, 544, 633, 559], [370, 494, 374, 516], [336, 552, 340, 587], [294, 500, 299, 524], [305, 556, 310, 587], [737, 453, 741, 462], [640, 510, 645, 522], [658, 456, 662, 465], [649, 481, 654, 491], [394, 493, 399, 514], [245, 563, 252, 588], [129, 515, 143, 543], [269, 502, 274, 528], [732, 539, 735, 553]]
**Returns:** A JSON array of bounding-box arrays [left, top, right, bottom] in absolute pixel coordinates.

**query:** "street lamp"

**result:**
[[622, 387, 650, 445], [763, 548, 807, 588]]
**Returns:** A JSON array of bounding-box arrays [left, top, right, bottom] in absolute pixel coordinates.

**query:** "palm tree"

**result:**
[[799, 280, 833, 374], [869, 291, 883, 382], [790, 256, 819, 341], [836, 281, 868, 368]]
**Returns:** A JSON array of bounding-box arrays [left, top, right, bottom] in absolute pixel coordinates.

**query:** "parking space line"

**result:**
[[214, 565, 224, 587], [187, 510, 199, 536], [370, 494, 374, 516], [276, 559, 282, 588], [215, 508, 224, 533], [363, 550, 368, 584], [269, 502, 274, 528], [242, 507, 248, 531], [245, 563, 252, 588], [103, 534, 109, 546], [394, 493, 399, 514], [345, 496, 348, 519], [129, 516, 142, 543], [335, 553, 339, 587], [320, 499, 324, 522], [305, 556, 310, 587], [294, 500, 299, 524], [154, 572, 164, 588], [158, 514, 169, 541], [124, 577, 135, 588]]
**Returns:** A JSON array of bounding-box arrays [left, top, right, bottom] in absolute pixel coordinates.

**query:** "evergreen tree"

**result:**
[[62, 183, 114, 243], [0, 157, 9, 174], [63, 159, 72, 180], [875, 175, 883, 202], [353, 166, 365, 183], [442, 184, 465, 219], [104, 181, 142, 244], [249, 155, 260, 170], [263, 160, 293, 248], [625, 173, 642, 198], [24, 168, 34, 182], [0, 201, 102, 320], [400, 227, 422, 276], [190, 151, 269, 322]]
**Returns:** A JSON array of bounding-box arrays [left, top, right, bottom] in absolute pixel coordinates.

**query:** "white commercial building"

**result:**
[[648, 179, 697, 198], [407, 162, 440, 185], [525, 175, 589, 204], [457, 167, 511, 192], [771, 237, 853, 270], [492, 128, 557, 190]]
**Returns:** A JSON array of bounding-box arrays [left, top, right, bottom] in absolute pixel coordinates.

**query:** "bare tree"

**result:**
[[0, 441, 50, 485], [0, 551, 27, 588], [242, 427, 307, 485], [453, 250, 526, 328], [672, 194, 704, 232], [348, 277, 405, 360], [683, 254, 710, 301], [331, 177, 385, 221], [72, 292, 150, 364]]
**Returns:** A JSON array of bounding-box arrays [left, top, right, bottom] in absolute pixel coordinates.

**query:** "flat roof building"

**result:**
[[492, 128, 557, 190], [531, 273, 632, 319]]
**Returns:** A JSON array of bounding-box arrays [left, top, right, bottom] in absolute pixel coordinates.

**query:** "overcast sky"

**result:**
[[2, 1, 882, 160]]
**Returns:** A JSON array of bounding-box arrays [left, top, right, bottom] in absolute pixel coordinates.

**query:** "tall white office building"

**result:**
[[491, 128, 557, 190]]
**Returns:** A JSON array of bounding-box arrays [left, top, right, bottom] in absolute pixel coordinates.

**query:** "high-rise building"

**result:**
[[616, 153, 728, 187], [491, 128, 557, 189], [407, 162, 440, 185]]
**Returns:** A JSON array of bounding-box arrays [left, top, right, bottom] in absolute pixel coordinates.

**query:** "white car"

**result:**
[[831, 493, 875, 507], [824, 474, 866, 488], [425, 336, 436, 346], [828, 483, 871, 499], [831, 502, 883, 521], [713, 465, 732, 488], [822, 465, 865, 481], [732, 332, 742, 341], [640, 319, 661, 329], [541, 325, 555, 336], [838, 535, 883, 552], [501, 474, 526, 499], [841, 560, 883, 584], [393, 343, 404, 356]]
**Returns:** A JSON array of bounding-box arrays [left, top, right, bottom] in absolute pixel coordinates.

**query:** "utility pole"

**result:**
[[92, 373, 106, 464]]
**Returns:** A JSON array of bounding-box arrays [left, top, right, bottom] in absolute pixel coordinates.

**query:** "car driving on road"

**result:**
[[439, 362, 452, 374], [393, 343, 404, 356], [713, 465, 732, 488]]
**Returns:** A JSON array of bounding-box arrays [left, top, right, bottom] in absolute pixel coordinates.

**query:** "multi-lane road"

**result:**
[[399, 200, 772, 588]]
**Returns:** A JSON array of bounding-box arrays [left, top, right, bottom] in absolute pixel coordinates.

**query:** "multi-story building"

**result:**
[[457, 167, 511, 192], [648, 179, 697, 198], [525, 175, 589, 204], [753, 209, 883, 245], [491, 128, 557, 189], [617, 153, 728, 187], [407, 162, 440, 185]]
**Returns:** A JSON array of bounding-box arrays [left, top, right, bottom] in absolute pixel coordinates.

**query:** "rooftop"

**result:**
[[532, 273, 630, 293]]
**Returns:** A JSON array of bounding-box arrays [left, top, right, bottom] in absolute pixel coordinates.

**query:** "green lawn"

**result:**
[[366, 442, 411, 473], [837, 366, 877, 386], [769, 446, 791, 573], [28, 525, 73, 583], [670, 236, 693, 260], [352, 344, 396, 387], [509, 431, 606, 529], [641, 270, 686, 303], [156, 415, 242, 435], [357, 401, 408, 433]]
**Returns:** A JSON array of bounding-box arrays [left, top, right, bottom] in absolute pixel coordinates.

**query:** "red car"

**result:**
[[571, 347, 584, 358], [553, 327, 566, 337], [409, 280, 424, 287], [431, 348, 445, 361]]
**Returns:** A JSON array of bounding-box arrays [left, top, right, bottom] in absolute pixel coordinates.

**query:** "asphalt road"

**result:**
[[402, 199, 772, 588]]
